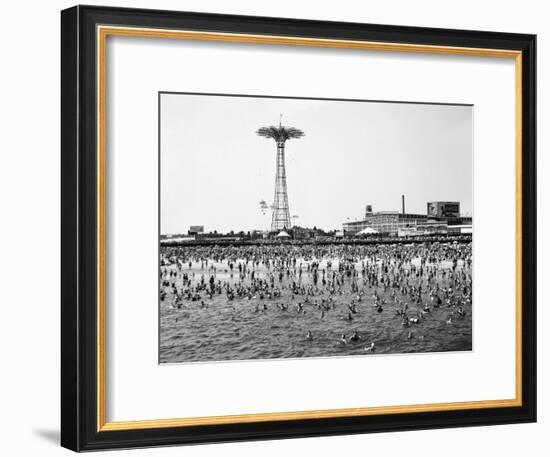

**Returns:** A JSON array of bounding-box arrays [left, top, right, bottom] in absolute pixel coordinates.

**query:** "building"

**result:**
[[427, 201, 460, 218], [344, 199, 472, 237], [343, 211, 428, 236], [402, 220, 449, 237], [188, 225, 204, 235], [427, 201, 472, 226]]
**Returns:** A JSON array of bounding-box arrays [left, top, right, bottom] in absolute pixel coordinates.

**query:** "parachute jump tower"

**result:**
[[256, 115, 304, 232]]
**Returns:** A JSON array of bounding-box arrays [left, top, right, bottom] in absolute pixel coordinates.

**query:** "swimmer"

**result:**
[[364, 342, 376, 353]]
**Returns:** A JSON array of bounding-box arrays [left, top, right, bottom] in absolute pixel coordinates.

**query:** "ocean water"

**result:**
[[159, 244, 472, 363]]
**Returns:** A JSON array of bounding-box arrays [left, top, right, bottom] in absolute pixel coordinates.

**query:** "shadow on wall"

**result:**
[[33, 429, 59, 446]]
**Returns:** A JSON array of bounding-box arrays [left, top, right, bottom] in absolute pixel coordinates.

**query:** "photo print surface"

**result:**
[[159, 92, 473, 363]]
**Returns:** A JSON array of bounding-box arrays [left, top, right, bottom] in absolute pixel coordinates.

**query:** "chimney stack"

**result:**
[[402, 194, 405, 215]]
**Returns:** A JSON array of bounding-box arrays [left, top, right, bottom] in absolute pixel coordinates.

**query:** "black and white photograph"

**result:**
[[159, 93, 473, 363]]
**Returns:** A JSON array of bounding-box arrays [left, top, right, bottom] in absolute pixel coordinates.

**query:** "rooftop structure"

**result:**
[[427, 201, 460, 218]]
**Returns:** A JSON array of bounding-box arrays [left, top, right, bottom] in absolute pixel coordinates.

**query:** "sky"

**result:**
[[160, 93, 472, 234]]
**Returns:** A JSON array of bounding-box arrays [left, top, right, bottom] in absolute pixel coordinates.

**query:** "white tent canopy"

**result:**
[[276, 230, 291, 238], [357, 227, 379, 235]]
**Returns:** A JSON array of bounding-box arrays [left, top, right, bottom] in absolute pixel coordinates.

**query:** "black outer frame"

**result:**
[[61, 5, 536, 452]]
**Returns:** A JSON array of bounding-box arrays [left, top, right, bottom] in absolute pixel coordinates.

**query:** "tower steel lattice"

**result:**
[[257, 117, 304, 232]]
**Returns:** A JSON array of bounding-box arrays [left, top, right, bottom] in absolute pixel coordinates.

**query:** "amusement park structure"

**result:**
[[256, 116, 304, 232]]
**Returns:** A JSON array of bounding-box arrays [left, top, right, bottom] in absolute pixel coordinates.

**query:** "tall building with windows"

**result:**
[[343, 200, 471, 236], [343, 211, 428, 236]]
